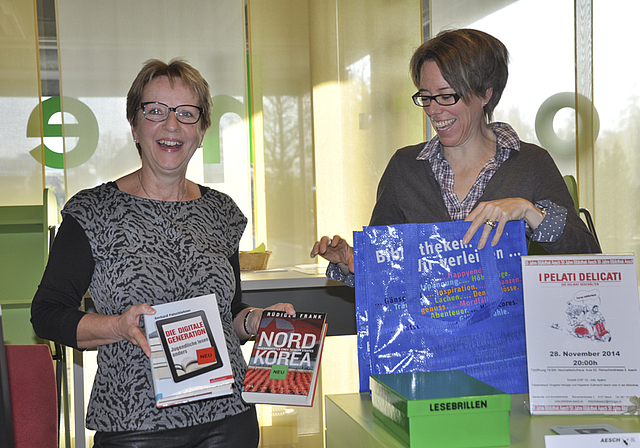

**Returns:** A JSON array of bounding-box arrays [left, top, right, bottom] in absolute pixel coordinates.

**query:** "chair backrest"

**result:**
[[563, 175, 580, 213], [0, 307, 15, 448], [529, 174, 599, 254], [563, 174, 599, 246], [5, 345, 58, 448]]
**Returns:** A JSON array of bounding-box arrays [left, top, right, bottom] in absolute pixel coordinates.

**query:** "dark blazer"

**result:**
[[370, 141, 601, 255]]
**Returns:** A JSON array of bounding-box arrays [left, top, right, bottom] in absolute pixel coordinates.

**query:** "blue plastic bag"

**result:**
[[354, 220, 528, 394]]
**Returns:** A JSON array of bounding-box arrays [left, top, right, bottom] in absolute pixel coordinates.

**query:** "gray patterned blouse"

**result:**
[[62, 182, 250, 432]]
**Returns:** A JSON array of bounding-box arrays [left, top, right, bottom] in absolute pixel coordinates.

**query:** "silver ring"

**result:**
[[484, 219, 497, 229]]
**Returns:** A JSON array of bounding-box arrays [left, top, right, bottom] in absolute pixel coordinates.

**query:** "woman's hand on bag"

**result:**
[[463, 198, 544, 249], [310, 235, 355, 274]]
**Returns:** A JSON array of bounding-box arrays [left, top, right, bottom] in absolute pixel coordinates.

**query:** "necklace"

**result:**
[[138, 171, 187, 202]]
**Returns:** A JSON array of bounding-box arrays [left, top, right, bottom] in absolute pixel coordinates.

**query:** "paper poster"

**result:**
[[522, 255, 640, 415]]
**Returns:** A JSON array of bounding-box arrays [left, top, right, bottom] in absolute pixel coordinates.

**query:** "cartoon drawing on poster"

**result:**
[[566, 290, 611, 342], [550, 290, 612, 343], [625, 396, 640, 415]]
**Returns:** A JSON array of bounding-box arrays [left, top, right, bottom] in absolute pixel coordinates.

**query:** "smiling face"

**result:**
[[131, 75, 205, 176], [419, 61, 491, 151]]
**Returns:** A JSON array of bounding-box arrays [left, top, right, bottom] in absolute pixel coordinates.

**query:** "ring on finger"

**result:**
[[484, 219, 497, 229]]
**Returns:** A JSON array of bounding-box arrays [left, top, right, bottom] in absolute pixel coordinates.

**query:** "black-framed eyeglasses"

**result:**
[[140, 102, 203, 124], [412, 92, 461, 107]]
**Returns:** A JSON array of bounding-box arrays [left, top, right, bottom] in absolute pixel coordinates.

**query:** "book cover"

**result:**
[[522, 254, 640, 415], [354, 220, 528, 394], [241, 310, 327, 406], [143, 294, 234, 408]]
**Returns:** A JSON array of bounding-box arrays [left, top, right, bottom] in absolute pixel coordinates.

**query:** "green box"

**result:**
[[370, 371, 511, 448]]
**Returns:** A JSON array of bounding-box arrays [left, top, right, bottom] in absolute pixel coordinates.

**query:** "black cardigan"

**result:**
[[370, 141, 601, 255]]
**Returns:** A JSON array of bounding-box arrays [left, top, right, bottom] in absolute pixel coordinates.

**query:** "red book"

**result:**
[[242, 310, 327, 406]]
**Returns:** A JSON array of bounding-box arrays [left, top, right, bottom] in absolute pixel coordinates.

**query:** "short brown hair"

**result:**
[[126, 58, 213, 132], [409, 29, 509, 121]]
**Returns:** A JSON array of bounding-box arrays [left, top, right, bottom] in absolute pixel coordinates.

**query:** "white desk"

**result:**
[[240, 266, 337, 290], [325, 393, 640, 448]]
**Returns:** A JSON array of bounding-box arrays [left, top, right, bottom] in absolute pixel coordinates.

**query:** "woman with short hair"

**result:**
[[312, 28, 600, 279]]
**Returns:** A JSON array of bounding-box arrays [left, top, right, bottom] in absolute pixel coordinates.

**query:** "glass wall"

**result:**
[[247, 0, 317, 265], [54, 0, 253, 246], [6, 1, 639, 272], [1, 0, 44, 205], [432, 0, 577, 176], [19, 0, 424, 268], [593, 1, 640, 261], [248, 0, 423, 266]]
